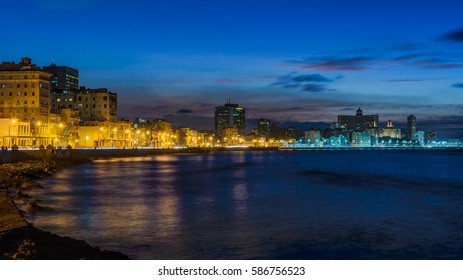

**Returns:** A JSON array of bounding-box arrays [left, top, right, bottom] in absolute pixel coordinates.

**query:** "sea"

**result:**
[[25, 149, 463, 259]]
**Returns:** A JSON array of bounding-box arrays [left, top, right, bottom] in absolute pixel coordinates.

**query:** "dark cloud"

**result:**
[[452, 83, 463, 88], [177, 108, 194, 114], [285, 49, 463, 72], [287, 56, 374, 71], [442, 29, 463, 42], [291, 74, 333, 83], [282, 84, 301, 89], [272, 73, 333, 86], [422, 63, 463, 69], [389, 54, 423, 62], [216, 78, 239, 83], [302, 84, 326, 92], [271, 72, 335, 93], [383, 78, 447, 82], [388, 42, 423, 51]]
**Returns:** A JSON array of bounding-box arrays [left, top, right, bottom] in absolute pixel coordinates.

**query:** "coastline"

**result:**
[[3, 146, 459, 260], [0, 158, 131, 259], [0, 147, 275, 259]]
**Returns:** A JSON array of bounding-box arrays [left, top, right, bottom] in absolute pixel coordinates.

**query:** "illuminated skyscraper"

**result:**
[[338, 107, 378, 132], [43, 63, 79, 93], [257, 118, 270, 139], [380, 120, 402, 139], [214, 101, 245, 137], [43, 63, 79, 113], [407, 115, 416, 140]]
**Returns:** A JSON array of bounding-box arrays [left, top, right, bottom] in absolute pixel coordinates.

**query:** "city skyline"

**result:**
[[1, 0, 463, 137]]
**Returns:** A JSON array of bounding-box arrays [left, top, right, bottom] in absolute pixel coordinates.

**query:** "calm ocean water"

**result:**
[[26, 150, 463, 259]]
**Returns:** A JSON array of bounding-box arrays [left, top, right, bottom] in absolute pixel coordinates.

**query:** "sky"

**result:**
[[2, 0, 463, 137]]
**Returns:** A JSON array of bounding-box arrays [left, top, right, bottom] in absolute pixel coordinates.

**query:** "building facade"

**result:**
[[257, 118, 270, 139], [338, 108, 378, 132], [214, 101, 245, 137], [407, 115, 416, 140], [0, 57, 55, 147], [380, 120, 402, 139], [351, 131, 372, 147], [76, 87, 117, 122], [43, 63, 79, 113]]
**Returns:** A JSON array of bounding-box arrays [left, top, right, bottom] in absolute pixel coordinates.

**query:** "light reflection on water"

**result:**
[[26, 150, 463, 259]]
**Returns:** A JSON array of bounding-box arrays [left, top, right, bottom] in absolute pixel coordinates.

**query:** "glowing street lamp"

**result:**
[[8, 119, 17, 148], [85, 135, 89, 148], [58, 123, 64, 147]]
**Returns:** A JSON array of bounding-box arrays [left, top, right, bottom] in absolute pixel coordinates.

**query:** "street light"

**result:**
[[35, 121, 41, 148], [58, 123, 63, 148], [85, 135, 89, 148], [9, 119, 17, 148]]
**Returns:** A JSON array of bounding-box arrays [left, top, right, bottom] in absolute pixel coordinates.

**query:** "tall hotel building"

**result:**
[[0, 57, 53, 147], [43, 63, 79, 112], [338, 108, 378, 132], [407, 115, 416, 140], [214, 101, 245, 137], [0, 57, 52, 122]]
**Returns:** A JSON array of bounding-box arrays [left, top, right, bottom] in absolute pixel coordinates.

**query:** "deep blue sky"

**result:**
[[2, 0, 463, 137]]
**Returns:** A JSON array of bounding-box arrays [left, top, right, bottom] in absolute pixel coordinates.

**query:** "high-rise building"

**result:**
[[304, 129, 322, 147], [0, 57, 55, 147], [214, 101, 245, 137], [380, 120, 402, 139], [426, 131, 437, 143], [407, 115, 416, 140], [0, 57, 52, 123], [257, 118, 270, 139], [338, 108, 378, 132], [351, 131, 372, 147], [416, 130, 425, 146], [75, 87, 117, 122], [43, 63, 79, 92], [43, 63, 79, 113]]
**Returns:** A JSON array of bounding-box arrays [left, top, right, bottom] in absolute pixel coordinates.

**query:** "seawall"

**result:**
[[0, 146, 278, 163]]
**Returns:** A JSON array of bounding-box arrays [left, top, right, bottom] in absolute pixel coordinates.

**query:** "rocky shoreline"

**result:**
[[0, 158, 130, 259], [0, 147, 278, 259]]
